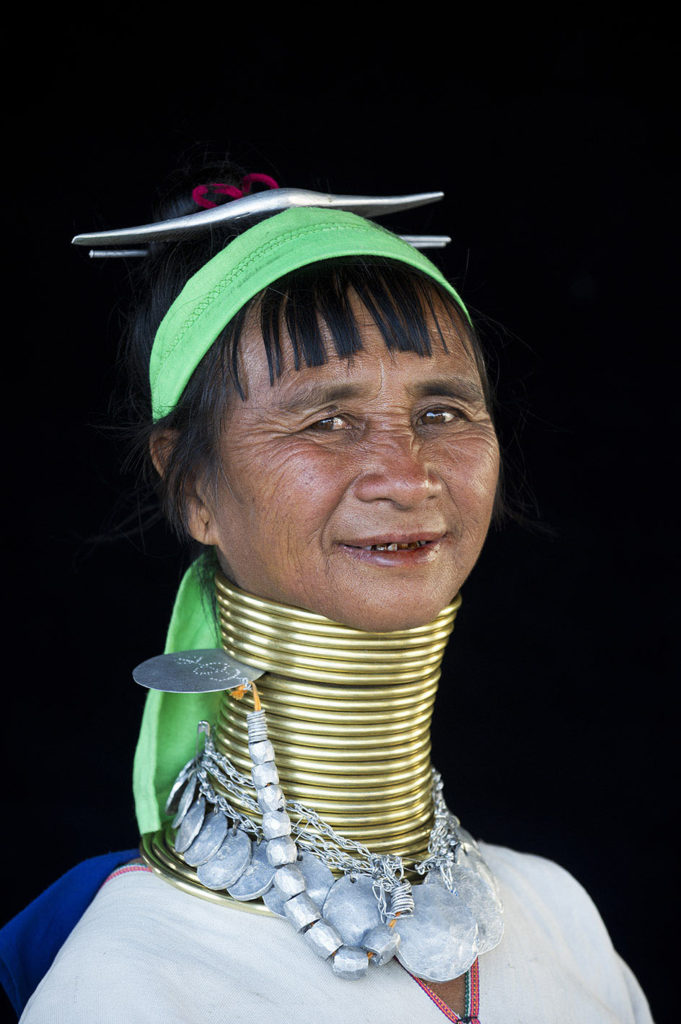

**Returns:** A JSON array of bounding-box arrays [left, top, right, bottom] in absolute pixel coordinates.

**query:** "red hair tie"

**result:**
[[192, 173, 279, 209]]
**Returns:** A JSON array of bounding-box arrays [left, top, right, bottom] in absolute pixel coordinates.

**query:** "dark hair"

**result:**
[[122, 160, 497, 539]]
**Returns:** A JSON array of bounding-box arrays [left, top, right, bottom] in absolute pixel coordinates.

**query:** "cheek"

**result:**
[[223, 440, 348, 539], [472, 438, 501, 506], [442, 435, 500, 524]]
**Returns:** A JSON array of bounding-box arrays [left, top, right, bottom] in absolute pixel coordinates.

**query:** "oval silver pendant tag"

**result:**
[[196, 829, 252, 890], [396, 881, 478, 983], [133, 649, 264, 693], [323, 874, 381, 947], [183, 810, 229, 867], [228, 840, 275, 901]]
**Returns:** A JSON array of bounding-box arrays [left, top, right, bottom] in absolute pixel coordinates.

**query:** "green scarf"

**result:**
[[132, 560, 220, 833]]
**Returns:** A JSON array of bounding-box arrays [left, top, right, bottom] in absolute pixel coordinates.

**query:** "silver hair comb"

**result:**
[[71, 188, 451, 256]]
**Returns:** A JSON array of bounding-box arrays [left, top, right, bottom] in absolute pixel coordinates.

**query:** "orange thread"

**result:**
[[230, 682, 261, 710]]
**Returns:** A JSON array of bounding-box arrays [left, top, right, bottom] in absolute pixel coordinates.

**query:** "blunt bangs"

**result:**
[[236, 257, 481, 398]]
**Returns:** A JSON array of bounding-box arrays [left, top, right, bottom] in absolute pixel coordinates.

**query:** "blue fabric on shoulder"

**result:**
[[0, 849, 139, 1019]]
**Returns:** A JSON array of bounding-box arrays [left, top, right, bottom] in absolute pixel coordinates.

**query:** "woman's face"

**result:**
[[189, 297, 500, 631]]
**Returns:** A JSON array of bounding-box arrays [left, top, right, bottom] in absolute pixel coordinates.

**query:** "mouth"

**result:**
[[353, 540, 430, 552], [339, 534, 446, 565]]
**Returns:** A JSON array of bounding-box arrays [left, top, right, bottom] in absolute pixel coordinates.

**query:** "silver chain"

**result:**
[[178, 729, 466, 923]]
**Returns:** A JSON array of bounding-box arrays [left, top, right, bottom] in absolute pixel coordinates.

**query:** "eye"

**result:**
[[419, 408, 464, 425], [309, 415, 347, 432]]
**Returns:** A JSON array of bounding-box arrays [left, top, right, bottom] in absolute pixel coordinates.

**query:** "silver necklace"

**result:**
[[166, 692, 503, 983]]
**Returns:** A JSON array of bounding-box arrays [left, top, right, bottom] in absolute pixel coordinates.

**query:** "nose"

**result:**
[[352, 432, 442, 509]]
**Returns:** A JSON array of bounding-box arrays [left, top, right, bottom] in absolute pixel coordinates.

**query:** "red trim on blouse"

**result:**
[[408, 959, 481, 1022], [102, 864, 153, 885]]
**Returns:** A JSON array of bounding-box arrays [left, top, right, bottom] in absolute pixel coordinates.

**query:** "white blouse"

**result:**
[[21, 843, 653, 1023]]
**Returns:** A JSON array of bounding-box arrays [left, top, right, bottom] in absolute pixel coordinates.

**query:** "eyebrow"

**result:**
[[409, 376, 486, 404], [275, 375, 486, 414], [275, 383, 364, 414]]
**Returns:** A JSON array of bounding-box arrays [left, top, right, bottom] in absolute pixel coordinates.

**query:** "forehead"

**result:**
[[234, 295, 482, 404]]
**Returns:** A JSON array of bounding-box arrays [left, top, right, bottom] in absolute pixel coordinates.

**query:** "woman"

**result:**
[[3, 165, 653, 1022]]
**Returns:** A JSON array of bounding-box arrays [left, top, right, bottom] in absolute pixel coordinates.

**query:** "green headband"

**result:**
[[150, 206, 469, 421]]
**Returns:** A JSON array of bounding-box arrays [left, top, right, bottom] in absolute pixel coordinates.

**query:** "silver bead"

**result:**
[[266, 836, 298, 867], [249, 739, 275, 764], [332, 945, 369, 980], [274, 864, 306, 898], [362, 923, 401, 966], [257, 784, 285, 812], [264, 850, 334, 917], [262, 810, 292, 839], [305, 919, 343, 959], [284, 892, 322, 932], [252, 761, 279, 787]]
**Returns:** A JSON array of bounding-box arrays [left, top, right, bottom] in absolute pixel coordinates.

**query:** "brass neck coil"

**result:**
[[214, 573, 459, 866]]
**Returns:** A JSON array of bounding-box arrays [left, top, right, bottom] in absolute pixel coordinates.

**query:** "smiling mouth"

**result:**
[[353, 540, 430, 552]]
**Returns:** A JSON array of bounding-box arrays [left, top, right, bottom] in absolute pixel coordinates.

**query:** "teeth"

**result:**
[[360, 540, 429, 551]]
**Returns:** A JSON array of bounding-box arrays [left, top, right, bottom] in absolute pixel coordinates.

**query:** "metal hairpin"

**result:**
[[71, 188, 451, 256]]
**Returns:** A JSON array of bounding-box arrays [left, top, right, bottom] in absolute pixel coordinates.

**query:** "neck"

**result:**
[[213, 572, 460, 868]]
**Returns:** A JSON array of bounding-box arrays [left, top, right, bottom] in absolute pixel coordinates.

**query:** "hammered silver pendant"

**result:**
[[426, 865, 503, 954], [183, 810, 229, 867], [165, 760, 196, 815], [171, 773, 197, 829], [263, 850, 335, 918], [228, 840, 275, 901], [175, 796, 206, 853], [323, 875, 381, 947], [196, 828, 252, 890], [454, 840, 500, 901], [396, 881, 478, 982]]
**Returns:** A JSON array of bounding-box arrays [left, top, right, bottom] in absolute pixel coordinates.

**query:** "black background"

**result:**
[[1, 7, 676, 1022]]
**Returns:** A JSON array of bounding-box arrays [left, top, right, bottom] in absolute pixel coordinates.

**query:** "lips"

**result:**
[[341, 532, 446, 558], [356, 540, 429, 552], [344, 530, 445, 548]]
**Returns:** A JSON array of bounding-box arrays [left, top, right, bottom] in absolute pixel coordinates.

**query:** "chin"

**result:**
[[320, 592, 456, 633]]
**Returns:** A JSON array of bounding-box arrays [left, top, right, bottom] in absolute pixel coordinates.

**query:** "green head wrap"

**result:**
[[149, 205, 469, 420], [135, 206, 469, 834]]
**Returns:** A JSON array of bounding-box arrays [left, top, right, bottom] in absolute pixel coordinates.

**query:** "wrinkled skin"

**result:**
[[186, 297, 500, 632]]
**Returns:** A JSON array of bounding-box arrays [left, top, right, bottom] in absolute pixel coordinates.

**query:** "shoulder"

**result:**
[[1, 850, 140, 1020], [479, 841, 612, 941], [478, 842, 654, 1022], [480, 841, 595, 898]]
